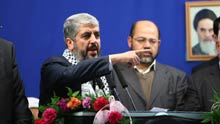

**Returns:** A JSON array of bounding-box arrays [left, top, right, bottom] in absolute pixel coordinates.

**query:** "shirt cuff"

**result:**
[[108, 56, 113, 71]]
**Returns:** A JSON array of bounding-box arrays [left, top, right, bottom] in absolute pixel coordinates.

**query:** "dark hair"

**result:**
[[129, 21, 161, 39], [129, 22, 136, 37], [193, 9, 217, 30], [213, 17, 220, 36]]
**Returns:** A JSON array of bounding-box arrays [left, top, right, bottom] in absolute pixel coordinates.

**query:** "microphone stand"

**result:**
[[124, 86, 137, 110], [106, 72, 121, 101], [113, 65, 137, 111]]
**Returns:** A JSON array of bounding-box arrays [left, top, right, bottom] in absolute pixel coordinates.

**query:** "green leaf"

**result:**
[[39, 106, 47, 113], [55, 117, 64, 124], [202, 90, 220, 124], [72, 91, 80, 97], [118, 116, 131, 124], [212, 90, 220, 103], [66, 87, 73, 97], [201, 118, 211, 123], [50, 96, 60, 105]]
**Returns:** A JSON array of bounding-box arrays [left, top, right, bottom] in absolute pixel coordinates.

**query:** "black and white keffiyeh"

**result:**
[[62, 49, 79, 65], [62, 49, 110, 96]]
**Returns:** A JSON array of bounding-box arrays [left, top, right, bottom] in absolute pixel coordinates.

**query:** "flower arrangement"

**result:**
[[202, 90, 220, 124], [35, 87, 131, 124], [93, 95, 132, 124]]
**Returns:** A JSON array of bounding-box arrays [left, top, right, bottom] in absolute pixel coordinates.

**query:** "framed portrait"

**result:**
[[185, 1, 220, 61]]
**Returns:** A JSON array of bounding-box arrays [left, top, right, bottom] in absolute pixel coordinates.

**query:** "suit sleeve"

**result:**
[[175, 72, 188, 111], [183, 75, 201, 111], [41, 56, 112, 87], [39, 56, 112, 106], [11, 44, 33, 124]]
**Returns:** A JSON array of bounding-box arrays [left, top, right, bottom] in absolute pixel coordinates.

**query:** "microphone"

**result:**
[[107, 72, 121, 102], [93, 78, 106, 96], [113, 65, 137, 111], [95, 78, 104, 89]]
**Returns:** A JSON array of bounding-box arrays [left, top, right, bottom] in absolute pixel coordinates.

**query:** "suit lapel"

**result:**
[[206, 62, 220, 90], [150, 62, 167, 106]]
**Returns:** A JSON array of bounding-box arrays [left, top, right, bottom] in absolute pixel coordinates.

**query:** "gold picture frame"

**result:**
[[185, 1, 220, 61]]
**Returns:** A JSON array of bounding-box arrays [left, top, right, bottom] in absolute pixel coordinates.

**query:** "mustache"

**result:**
[[145, 51, 152, 54], [141, 50, 152, 56], [203, 37, 213, 42], [87, 43, 98, 51]]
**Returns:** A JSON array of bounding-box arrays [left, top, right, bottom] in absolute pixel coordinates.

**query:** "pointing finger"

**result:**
[[135, 49, 149, 53]]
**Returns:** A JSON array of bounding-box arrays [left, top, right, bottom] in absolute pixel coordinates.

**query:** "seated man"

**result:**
[[113, 20, 187, 111], [39, 13, 146, 107], [185, 17, 220, 111]]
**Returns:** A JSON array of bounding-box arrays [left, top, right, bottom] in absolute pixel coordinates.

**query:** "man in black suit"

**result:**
[[0, 38, 32, 123], [185, 17, 220, 111], [39, 13, 147, 106], [113, 20, 187, 111]]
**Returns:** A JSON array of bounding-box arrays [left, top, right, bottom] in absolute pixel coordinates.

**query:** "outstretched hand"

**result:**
[[134, 49, 149, 57], [127, 49, 149, 67], [109, 49, 148, 67]]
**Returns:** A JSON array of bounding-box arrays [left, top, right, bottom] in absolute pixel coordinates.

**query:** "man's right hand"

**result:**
[[109, 49, 148, 67]]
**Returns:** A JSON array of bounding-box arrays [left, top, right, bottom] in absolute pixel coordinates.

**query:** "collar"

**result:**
[[62, 49, 80, 65], [134, 60, 156, 74]]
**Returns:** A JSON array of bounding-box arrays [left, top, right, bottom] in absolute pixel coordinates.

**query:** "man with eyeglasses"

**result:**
[[185, 17, 220, 111], [113, 20, 187, 111], [39, 13, 147, 108]]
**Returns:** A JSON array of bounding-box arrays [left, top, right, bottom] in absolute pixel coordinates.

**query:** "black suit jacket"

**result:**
[[113, 62, 187, 111], [39, 55, 114, 106], [186, 57, 220, 111], [0, 38, 32, 124]]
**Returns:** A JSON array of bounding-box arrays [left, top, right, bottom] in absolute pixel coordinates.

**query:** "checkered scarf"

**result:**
[[62, 49, 110, 96]]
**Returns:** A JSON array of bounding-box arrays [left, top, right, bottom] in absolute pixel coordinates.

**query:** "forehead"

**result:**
[[133, 21, 158, 38], [78, 24, 100, 33], [197, 18, 213, 29]]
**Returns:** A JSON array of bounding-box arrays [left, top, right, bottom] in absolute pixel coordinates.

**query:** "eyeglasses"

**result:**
[[132, 37, 160, 45]]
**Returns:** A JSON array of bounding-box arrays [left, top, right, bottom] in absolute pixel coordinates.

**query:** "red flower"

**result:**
[[42, 108, 57, 124], [93, 96, 109, 111], [35, 119, 47, 124], [108, 111, 123, 124]]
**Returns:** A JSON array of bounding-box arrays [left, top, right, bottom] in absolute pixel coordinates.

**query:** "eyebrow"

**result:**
[[200, 27, 213, 31]]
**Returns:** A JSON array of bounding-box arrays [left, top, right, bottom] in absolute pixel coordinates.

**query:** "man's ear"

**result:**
[[212, 34, 219, 46], [128, 36, 132, 49], [212, 34, 217, 40], [212, 34, 220, 53], [158, 39, 161, 46], [65, 38, 74, 50], [216, 41, 220, 54]]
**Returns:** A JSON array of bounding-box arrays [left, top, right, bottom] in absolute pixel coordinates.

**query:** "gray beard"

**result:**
[[199, 40, 216, 55], [140, 57, 154, 64], [73, 48, 100, 61], [72, 49, 84, 61]]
